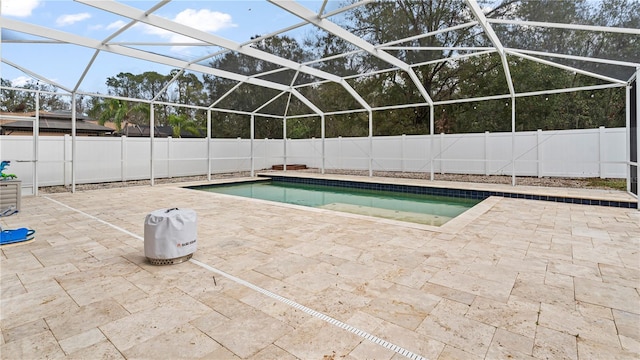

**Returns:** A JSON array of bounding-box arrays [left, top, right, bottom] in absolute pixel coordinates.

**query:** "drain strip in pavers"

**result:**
[[45, 196, 427, 360]]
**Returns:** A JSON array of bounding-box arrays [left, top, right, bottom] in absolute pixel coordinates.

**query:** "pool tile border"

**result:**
[[262, 175, 638, 209]]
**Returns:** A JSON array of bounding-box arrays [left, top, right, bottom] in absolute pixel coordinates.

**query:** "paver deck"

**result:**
[[1, 174, 639, 359]]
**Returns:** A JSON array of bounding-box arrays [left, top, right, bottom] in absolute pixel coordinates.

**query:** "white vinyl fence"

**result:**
[[0, 127, 627, 195]]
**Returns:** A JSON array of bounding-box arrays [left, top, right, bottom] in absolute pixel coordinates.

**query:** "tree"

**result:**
[[167, 113, 202, 138], [204, 35, 313, 138], [87, 98, 149, 132], [0, 78, 68, 112]]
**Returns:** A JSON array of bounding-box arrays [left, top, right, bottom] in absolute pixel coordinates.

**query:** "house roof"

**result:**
[[0, 111, 114, 135]]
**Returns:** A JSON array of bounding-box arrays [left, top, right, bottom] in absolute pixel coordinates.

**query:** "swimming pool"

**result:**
[[192, 180, 480, 226]]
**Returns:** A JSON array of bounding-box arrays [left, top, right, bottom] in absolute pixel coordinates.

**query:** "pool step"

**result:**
[[319, 202, 452, 226]]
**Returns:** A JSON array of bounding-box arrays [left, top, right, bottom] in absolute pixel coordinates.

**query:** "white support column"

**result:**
[[150, 104, 155, 186], [321, 115, 326, 174], [430, 106, 434, 180], [401, 134, 406, 172], [283, 117, 287, 172], [368, 110, 373, 177], [63, 134, 69, 186], [537, 129, 543, 178], [167, 136, 172, 178], [207, 110, 211, 181], [440, 132, 444, 175], [121, 135, 126, 182], [35, 95, 40, 196], [636, 73, 640, 209], [511, 97, 516, 186], [599, 126, 605, 179], [69, 96, 75, 193], [250, 115, 255, 177], [338, 136, 342, 170], [485, 131, 490, 176]]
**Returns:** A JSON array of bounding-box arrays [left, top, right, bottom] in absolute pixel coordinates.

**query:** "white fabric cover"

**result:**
[[144, 208, 197, 259]]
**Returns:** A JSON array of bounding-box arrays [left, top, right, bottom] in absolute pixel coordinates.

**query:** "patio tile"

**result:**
[[416, 301, 496, 357], [194, 306, 294, 358], [58, 328, 106, 355], [45, 298, 130, 341], [99, 291, 211, 351], [466, 296, 539, 338], [248, 344, 298, 360], [537, 302, 620, 348], [1, 318, 50, 344], [532, 326, 577, 360], [0, 330, 65, 359], [612, 309, 640, 342], [63, 340, 124, 359], [486, 328, 534, 359], [577, 339, 638, 360], [123, 323, 222, 359], [428, 270, 513, 303], [574, 277, 640, 314], [274, 318, 362, 360]]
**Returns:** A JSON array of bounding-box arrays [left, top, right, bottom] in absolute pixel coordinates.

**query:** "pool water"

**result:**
[[195, 181, 480, 226]]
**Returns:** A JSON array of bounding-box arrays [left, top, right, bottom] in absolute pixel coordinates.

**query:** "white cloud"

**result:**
[[11, 76, 31, 87], [56, 12, 91, 27], [143, 8, 236, 44], [106, 20, 127, 31], [1, 0, 40, 17], [88, 20, 127, 31]]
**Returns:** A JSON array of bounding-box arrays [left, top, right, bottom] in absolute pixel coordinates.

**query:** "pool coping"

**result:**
[[258, 172, 638, 209]]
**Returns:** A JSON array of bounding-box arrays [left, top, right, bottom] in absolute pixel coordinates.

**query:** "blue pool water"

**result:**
[[194, 181, 479, 226]]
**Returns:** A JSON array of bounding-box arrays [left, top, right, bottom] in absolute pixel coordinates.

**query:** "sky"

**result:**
[[1, 0, 338, 94]]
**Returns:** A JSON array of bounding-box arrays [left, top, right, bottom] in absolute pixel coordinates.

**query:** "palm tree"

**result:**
[[88, 98, 149, 133], [167, 113, 202, 138]]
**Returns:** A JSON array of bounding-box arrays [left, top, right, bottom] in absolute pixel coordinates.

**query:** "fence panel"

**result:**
[[0, 127, 630, 195]]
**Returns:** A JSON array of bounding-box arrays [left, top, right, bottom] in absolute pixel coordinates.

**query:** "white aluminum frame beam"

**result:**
[[2, 18, 291, 93], [465, 0, 515, 96], [2, 59, 73, 94], [506, 48, 640, 69], [507, 50, 628, 85], [269, 0, 434, 106], [488, 18, 640, 36], [78, 0, 370, 112]]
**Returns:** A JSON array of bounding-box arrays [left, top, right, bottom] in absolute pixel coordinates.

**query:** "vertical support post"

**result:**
[[207, 110, 211, 181], [150, 103, 155, 186], [250, 115, 255, 177], [338, 136, 342, 170], [121, 135, 126, 182], [401, 134, 406, 172], [283, 117, 287, 172], [321, 114, 326, 175], [34, 95, 40, 196], [440, 132, 444, 175], [485, 131, 490, 176], [430, 105, 434, 181], [511, 97, 516, 186], [70, 96, 76, 193], [636, 71, 640, 209], [167, 136, 172, 178], [537, 129, 543, 178], [634, 73, 640, 211], [599, 126, 605, 179], [368, 110, 373, 177], [626, 84, 631, 193], [63, 134, 69, 186]]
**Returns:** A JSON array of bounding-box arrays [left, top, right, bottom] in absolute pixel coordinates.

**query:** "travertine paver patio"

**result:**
[[1, 174, 639, 359]]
